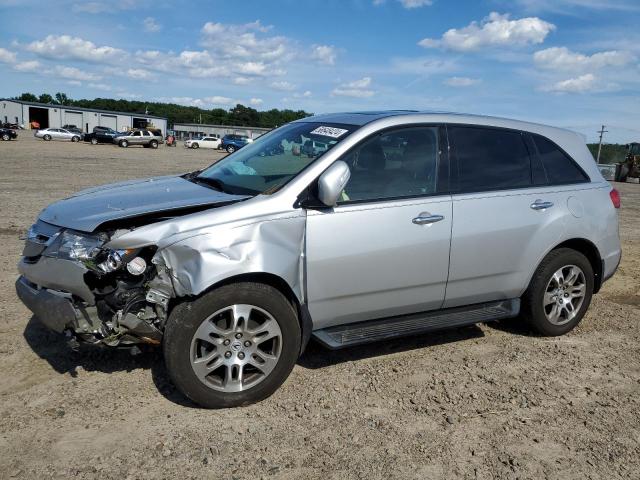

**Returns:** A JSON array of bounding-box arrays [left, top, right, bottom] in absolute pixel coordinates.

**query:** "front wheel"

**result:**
[[71, 136, 80, 142], [163, 282, 301, 408], [1, 133, 9, 141], [192, 143, 199, 149], [90, 137, 98, 145], [119, 140, 128, 148], [226, 145, 236, 154], [149, 140, 158, 149], [521, 248, 594, 336], [43, 134, 51, 141]]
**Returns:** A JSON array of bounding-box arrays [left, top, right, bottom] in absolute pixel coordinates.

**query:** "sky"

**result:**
[[1, 0, 639, 143]]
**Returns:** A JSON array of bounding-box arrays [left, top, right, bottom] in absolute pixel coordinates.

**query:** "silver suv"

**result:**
[[115, 129, 163, 148], [15, 111, 621, 408]]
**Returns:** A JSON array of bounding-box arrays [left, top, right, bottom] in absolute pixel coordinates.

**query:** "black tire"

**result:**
[[163, 282, 301, 408], [1, 133, 9, 141], [521, 248, 594, 336], [149, 140, 158, 149], [192, 143, 199, 149], [226, 145, 236, 153], [119, 140, 128, 148], [43, 134, 51, 141], [90, 137, 98, 145], [71, 136, 80, 142]]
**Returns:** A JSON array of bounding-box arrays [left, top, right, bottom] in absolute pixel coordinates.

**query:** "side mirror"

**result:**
[[317, 161, 351, 207]]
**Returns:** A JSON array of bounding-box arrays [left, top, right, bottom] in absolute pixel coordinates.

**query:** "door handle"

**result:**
[[412, 214, 444, 225], [530, 199, 554, 210]]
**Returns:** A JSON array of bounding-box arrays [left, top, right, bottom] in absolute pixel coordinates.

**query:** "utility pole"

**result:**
[[596, 125, 608, 163]]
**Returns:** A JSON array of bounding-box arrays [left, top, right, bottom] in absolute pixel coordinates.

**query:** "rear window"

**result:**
[[450, 126, 532, 193], [532, 134, 589, 185]]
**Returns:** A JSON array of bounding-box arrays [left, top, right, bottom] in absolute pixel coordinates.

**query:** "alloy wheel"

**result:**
[[190, 304, 282, 393], [543, 265, 586, 326]]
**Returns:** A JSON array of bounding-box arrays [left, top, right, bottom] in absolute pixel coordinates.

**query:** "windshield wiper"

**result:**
[[191, 176, 229, 193]]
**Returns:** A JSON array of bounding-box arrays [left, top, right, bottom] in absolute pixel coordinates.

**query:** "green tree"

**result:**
[[54, 92, 70, 105], [38, 93, 54, 104], [16, 92, 37, 102]]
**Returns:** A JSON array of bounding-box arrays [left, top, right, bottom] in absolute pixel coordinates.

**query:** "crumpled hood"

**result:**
[[39, 175, 248, 232]]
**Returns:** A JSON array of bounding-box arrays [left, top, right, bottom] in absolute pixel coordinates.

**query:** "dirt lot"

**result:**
[[0, 135, 639, 480]]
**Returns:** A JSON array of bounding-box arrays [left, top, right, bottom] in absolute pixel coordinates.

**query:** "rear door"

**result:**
[[443, 125, 570, 308], [305, 125, 453, 329]]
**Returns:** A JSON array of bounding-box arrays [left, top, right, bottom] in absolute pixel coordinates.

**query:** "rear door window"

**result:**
[[449, 126, 532, 193], [532, 134, 589, 184]]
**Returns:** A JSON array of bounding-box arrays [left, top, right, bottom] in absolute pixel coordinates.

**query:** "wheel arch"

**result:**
[[528, 238, 603, 295], [172, 272, 313, 355]]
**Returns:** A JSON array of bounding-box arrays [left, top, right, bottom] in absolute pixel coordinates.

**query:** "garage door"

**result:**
[[100, 115, 117, 130], [64, 111, 83, 129]]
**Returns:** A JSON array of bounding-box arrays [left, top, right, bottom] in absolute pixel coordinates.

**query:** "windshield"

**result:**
[[194, 122, 356, 195]]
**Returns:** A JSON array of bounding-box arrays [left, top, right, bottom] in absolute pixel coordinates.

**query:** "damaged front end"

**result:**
[[16, 220, 170, 348]]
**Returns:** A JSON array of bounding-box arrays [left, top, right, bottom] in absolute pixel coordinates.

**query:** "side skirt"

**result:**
[[312, 299, 519, 349]]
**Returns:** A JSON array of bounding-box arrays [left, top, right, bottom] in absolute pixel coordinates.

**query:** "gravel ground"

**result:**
[[0, 135, 638, 480]]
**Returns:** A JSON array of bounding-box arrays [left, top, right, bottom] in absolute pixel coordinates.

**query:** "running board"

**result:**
[[312, 299, 520, 349]]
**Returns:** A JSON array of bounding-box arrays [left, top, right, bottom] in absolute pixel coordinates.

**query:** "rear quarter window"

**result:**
[[449, 126, 532, 193], [532, 134, 589, 184]]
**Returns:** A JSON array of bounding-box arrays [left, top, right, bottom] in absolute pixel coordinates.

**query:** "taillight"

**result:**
[[610, 188, 621, 209]]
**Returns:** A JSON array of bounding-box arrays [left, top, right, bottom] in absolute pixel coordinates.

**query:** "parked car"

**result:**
[[0, 127, 18, 141], [62, 124, 84, 136], [15, 111, 621, 409], [221, 134, 251, 153], [185, 136, 221, 149], [84, 127, 121, 145], [114, 129, 164, 148], [34, 128, 81, 142]]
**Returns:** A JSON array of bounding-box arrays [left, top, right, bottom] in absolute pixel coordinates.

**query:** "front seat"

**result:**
[[346, 140, 387, 201]]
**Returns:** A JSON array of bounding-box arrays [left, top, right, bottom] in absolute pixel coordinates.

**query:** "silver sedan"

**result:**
[[34, 128, 82, 142]]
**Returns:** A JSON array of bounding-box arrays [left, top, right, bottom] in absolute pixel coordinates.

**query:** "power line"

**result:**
[[596, 125, 608, 163]]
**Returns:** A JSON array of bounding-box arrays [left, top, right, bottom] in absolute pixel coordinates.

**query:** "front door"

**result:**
[[305, 125, 452, 329]]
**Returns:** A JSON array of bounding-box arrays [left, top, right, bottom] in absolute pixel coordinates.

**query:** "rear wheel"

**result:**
[[1, 133, 9, 141], [119, 139, 128, 148], [163, 282, 301, 408], [226, 145, 236, 153], [521, 248, 594, 336]]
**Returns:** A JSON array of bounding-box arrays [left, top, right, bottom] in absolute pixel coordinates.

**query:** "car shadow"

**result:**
[[23, 315, 199, 408], [297, 324, 485, 369], [483, 316, 539, 337]]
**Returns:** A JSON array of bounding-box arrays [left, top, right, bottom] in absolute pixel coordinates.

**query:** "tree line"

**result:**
[[586, 144, 630, 164], [13, 92, 312, 128]]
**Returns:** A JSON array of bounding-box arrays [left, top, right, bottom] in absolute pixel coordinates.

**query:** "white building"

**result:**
[[172, 122, 271, 140], [0, 99, 168, 134]]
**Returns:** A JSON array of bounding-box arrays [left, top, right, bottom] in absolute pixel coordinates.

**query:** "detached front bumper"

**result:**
[[15, 276, 79, 333]]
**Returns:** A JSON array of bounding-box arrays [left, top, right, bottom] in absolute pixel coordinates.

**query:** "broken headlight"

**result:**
[[44, 230, 104, 262]]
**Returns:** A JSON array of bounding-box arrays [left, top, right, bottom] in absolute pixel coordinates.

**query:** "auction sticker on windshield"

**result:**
[[310, 126, 349, 138]]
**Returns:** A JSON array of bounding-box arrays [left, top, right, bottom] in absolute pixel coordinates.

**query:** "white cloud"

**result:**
[[270, 80, 296, 91], [233, 77, 251, 85], [0, 47, 16, 63], [48, 65, 101, 81], [419, 12, 555, 51], [294, 90, 312, 98], [67, 80, 82, 86], [13, 60, 40, 72], [543, 73, 597, 93], [126, 68, 153, 80], [533, 46, 634, 72], [249, 98, 263, 105], [311, 45, 337, 65], [374, 0, 433, 7], [143, 17, 162, 33], [332, 77, 374, 98], [204, 96, 234, 105], [26, 35, 126, 63], [444, 76, 480, 87], [88, 82, 112, 91]]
